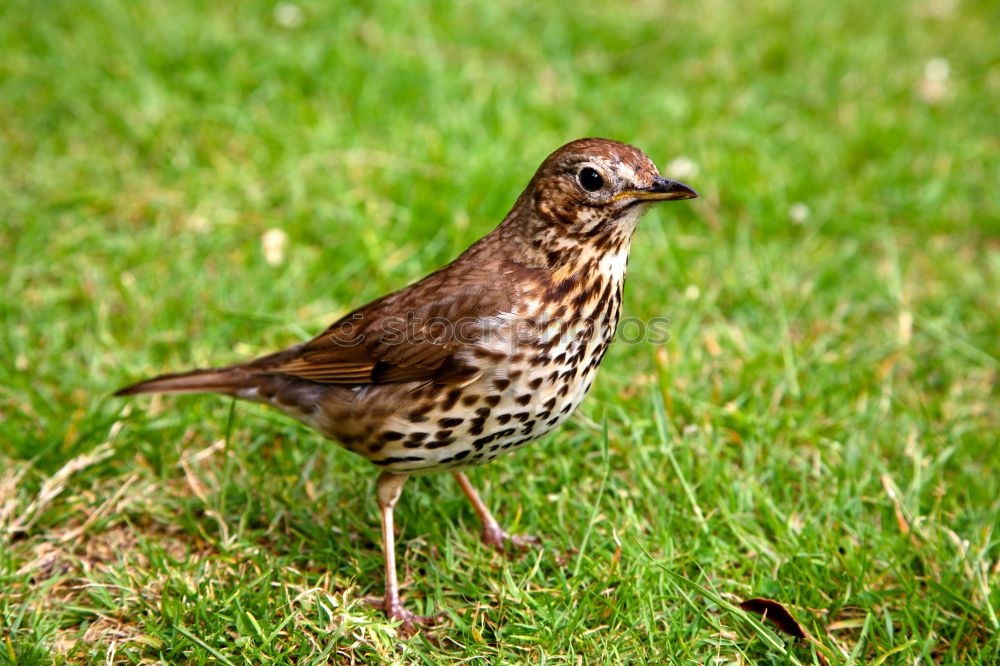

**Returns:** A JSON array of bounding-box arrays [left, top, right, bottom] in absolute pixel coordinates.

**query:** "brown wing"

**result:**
[[250, 266, 519, 387]]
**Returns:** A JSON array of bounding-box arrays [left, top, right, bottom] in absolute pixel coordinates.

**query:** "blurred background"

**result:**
[[2, 0, 998, 662]]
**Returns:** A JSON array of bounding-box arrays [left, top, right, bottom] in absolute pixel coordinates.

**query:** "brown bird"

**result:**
[[116, 138, 697, 632]]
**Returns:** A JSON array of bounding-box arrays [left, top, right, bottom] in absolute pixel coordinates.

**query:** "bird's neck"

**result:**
[[489, 197, 641, 276]]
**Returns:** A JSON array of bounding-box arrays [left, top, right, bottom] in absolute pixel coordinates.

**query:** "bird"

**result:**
[[115, 137, 697, 633]]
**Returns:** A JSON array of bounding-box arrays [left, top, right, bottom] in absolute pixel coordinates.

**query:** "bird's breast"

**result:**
[[349, 254, 628, 474]]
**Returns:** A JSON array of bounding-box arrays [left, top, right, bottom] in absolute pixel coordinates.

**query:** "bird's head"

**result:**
[[518, 138, 697, 248]]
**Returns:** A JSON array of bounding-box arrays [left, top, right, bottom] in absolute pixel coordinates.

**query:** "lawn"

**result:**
[[2, 0, 998, 662]]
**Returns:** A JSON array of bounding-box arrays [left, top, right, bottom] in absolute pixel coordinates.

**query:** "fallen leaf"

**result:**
[[739, 597, 830, 666], [740, 598, 808, 638]]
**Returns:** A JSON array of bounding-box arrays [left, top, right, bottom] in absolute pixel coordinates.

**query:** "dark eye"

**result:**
[[578, 167, 604, 192]]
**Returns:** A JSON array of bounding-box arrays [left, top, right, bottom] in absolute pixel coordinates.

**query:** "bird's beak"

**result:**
[[633, 176, 699, 202]]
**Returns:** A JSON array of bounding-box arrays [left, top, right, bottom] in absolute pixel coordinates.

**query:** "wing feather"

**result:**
[[249, 265, 523, 387]]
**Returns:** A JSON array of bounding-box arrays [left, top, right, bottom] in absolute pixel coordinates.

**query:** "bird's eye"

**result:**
[[578, 167, 604, 192]]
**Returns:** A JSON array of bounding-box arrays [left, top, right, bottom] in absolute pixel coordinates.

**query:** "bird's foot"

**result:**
[[481, 522, 542, 553], [365, 595, 440, 637]]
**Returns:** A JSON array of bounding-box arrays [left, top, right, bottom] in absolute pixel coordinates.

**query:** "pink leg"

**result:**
[[368, 471, 437, 635], [453, 471, 541, 552]]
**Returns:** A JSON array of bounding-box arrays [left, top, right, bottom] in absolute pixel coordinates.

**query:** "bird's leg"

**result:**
[[369, 471, 436, 634], [452, 471, 541, 552]]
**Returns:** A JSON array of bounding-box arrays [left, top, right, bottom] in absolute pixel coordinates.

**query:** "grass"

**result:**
[[1, 0, 998, 662]]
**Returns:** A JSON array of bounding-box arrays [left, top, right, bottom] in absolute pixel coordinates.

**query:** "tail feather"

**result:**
[[114, 368, 245, 397]]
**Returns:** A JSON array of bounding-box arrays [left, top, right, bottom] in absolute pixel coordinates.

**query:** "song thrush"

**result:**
[[116, 138, 697, 632]]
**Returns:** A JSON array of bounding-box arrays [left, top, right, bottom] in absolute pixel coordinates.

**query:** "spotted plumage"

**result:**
[[115, 137, 697, 633]]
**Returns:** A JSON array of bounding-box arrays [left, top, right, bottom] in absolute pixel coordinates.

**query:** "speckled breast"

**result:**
[[368, 269, 625, 474]]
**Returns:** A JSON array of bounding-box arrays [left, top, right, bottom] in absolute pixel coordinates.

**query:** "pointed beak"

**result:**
[[637, 176, 699, 202]]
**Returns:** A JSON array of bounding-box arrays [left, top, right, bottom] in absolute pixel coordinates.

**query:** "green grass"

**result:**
[[2, 0, 998, 662]]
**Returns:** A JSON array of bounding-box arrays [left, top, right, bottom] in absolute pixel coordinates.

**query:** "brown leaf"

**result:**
[[739, 597, 830, 666], [740, 597, 808, 637]]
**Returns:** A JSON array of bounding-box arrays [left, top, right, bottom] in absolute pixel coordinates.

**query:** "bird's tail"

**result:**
[[114, 367, 246, 397]]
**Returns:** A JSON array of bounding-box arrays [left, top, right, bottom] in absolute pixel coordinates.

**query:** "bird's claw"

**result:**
[[481, 522, 542, 553], [364, 595, 441, 637]]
